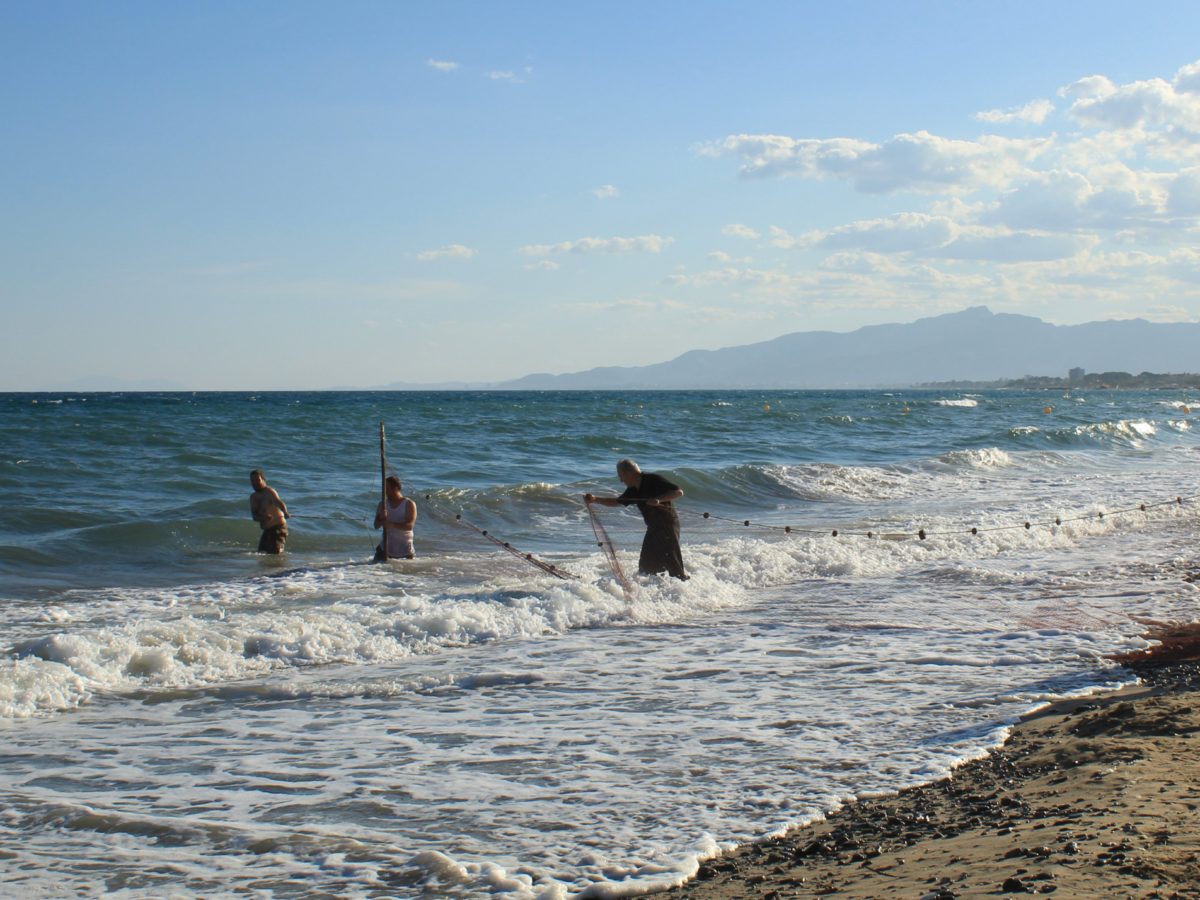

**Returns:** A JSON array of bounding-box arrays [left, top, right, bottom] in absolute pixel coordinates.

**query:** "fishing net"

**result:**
[[588, 504, 634, 601]]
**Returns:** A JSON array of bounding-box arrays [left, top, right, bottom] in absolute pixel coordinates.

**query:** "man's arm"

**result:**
[[584, 493, 623, 507], [640, 474, 683, 507], [644, 486, 683, 507]]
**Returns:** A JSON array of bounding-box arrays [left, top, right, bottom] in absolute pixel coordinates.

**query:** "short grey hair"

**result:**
[[616, 459, 640, 476]]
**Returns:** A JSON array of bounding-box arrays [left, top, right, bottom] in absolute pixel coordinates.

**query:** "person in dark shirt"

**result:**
[[585, 458, 688, 580]]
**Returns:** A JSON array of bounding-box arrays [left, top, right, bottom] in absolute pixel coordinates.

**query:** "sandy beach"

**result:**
[[663, 624, 1200, 899]]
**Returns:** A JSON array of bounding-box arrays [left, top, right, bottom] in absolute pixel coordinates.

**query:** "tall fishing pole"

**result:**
[[379, 421, 389, 560]]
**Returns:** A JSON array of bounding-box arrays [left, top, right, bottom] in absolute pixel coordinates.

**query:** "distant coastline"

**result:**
[[918, 371, 1200, 391], [11, 372, 1200, 394]]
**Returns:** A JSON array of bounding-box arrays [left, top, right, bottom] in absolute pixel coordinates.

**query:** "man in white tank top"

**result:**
[[374, 475, 417, 560]]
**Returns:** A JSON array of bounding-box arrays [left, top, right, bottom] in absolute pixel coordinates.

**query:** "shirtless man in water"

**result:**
[[249, 469, 289, 554]]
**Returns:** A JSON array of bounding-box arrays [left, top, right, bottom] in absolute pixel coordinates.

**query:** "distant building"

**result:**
[[1068, 367, 1085, 383]]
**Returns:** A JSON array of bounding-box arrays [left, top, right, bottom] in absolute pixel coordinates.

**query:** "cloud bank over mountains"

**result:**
[[669, 59, 1200, 325], [420, 57, 1199, 348]]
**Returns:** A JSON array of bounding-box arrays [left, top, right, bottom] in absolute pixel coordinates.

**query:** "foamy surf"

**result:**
[[4, 389, 1200, 897]]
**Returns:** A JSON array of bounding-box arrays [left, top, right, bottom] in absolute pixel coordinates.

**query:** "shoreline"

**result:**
[[661, 626, 1200, 898]]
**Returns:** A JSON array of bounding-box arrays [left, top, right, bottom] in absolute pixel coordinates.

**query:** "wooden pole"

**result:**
[[379, 422, 388, 560]]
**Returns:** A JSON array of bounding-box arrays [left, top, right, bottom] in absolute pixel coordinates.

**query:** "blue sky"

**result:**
[[3, 1, 1200, 389]]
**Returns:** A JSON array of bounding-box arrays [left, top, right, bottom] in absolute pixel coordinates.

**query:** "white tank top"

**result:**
[[383, 497, 415, 558]]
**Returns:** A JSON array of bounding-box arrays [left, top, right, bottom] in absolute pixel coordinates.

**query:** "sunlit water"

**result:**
[[2, 390, 1198, 897]]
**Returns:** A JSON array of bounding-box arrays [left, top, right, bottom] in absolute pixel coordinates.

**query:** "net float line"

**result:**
[[421, 493, 580, 581], [680, 494, 1197, 542]]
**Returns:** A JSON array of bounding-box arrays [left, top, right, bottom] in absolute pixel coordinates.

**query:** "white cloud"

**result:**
[[721, 223, 760, 239], [1059, 61, 1200, 134], [975, 99, 1054, 125], [1061, 75, 1176, 130], [592, 184, 620, 199], [488, 67, 534, 83], [1162, 247, 1200, 284], [930, 229, 1094, 263], [427, 59, 459, 73], [814, 213, 958, 253], [707, 250, 753, 264], [700, 130, 1048, 194], [982, 166, 1178, 232], [789, 213, 1088, 263], [666, 265, 797, 291], [524, 260, 560, 271], [1168, 168, 1200, 215], [518, 234, 674, 257], [690, 59, 1200, 322], [1177, 61, 1200, 94], [416, 244, 478, 262], [1058, 74, 1115, 103], [767, 225, 802, 249], [1137, 304, 1195, 321], [982, 170, 1093, 230]]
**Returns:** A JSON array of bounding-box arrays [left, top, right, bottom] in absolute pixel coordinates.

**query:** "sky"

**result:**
[[3, 1, 1200, 390]]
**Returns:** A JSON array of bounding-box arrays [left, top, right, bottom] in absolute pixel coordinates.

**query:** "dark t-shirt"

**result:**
[[619, 472, 681, 531]]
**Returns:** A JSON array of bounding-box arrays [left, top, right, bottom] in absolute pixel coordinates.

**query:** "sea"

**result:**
[[2, 389, 1198, 898]]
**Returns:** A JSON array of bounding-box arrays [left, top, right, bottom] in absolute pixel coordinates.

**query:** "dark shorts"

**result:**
[[258, 525, 287, 555], [373, 544, 415, 562]]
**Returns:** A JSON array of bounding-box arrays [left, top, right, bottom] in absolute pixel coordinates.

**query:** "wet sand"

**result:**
[[662, 624, 1200, 899]]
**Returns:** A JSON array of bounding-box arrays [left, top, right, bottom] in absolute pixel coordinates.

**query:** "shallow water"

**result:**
[[2, 390, 1198, 896]]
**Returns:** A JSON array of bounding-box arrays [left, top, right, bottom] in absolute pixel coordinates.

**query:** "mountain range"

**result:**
[[382, 307, 1200, 390]]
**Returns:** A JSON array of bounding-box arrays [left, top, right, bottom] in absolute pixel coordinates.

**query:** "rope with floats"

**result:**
[[677, 494, 1196, 542], [421, 493, 580, 581], [373, 420, 576, 579]]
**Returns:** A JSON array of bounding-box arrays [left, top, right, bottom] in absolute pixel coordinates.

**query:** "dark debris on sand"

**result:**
[[664, 625, 1200, 899]]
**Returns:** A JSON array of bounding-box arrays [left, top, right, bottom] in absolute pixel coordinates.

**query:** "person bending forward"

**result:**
[[585, 458, 688, 580]]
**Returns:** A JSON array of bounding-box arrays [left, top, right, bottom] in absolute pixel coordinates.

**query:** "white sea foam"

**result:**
[[763, 462, 915, 501], [935, 398, 979, 407], [1069, 418, 1157, 443], [4, 492, 1189, 722], [938, 447, 1014, 469], [6, 391, 1200, 898]]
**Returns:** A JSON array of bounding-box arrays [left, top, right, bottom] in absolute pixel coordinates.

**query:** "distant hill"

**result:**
[[490, 307, 1200, 390]]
